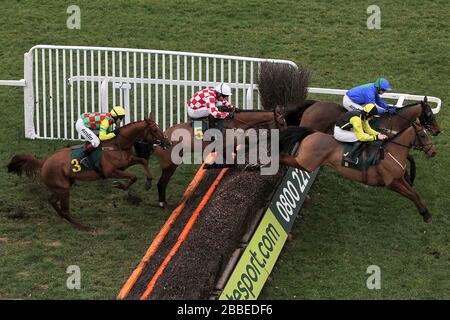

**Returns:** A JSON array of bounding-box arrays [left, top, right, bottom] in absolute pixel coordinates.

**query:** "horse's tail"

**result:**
[[7, 153, 45, 177], [279, 126, 315, 153], [283, 99, 317, 126]]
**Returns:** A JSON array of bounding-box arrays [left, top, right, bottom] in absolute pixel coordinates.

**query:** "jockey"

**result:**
[[75, 106, 126, 160], [187, 83, 235, 119], [334, 103, 388, 165], [343, 78, 397, 114]]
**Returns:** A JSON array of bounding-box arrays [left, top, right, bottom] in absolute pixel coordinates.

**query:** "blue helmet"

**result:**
[[375, 78, 392, 91]]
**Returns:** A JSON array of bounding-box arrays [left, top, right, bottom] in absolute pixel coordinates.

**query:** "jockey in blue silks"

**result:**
[[343, 78, 397, 114]]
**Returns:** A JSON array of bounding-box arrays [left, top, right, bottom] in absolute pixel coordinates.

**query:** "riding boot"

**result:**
[[79, 142, 95, 161], [344, 141, 364, 165]]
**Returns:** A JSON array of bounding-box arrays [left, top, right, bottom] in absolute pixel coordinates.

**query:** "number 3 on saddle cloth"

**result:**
[[341, 141, 385, 171], [70, 146, 103, 174]]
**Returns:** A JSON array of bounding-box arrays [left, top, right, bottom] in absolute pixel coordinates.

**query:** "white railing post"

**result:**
[[100, 79, 109, 113], [10, 45, 442, 141], [23, 51, 36, 139], [113, 82, 131, 123], [395, 96, 406, 108], [246, 87, 254, 109]]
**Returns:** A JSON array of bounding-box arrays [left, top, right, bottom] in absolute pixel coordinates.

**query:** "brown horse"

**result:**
[[278, 122, 436, 222], [291, 97, 441, 185], [7, 117, 169, 230], [154, 107, 287, 207]]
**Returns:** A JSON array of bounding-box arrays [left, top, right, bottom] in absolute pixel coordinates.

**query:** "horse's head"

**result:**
[[419, 96, 441, 136], [144, 114, 171, 150], [413, 121, 436, 158]]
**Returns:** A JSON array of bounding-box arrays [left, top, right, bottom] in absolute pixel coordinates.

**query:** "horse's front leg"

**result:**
[[388, 177, 432, 223], [110, 169, 138, 191], [130, 156, 154, 190]]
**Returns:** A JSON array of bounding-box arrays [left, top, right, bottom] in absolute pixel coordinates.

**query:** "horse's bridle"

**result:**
[[387, 122, 434, 154], [384, 103, 435, 132], [419, 104, 436, 131], [112, 123, 169, 152]]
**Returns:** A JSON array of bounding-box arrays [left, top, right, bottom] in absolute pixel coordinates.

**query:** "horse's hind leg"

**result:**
[[129, 156, 154, 191], [388, 178, 432, 223], [157, 164, 177, 208], [59, 191, 92, 231], [48, 193, 64, 219]]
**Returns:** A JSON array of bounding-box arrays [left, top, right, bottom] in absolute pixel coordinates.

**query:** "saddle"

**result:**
[[341, 141, 384, 171], [191, 115, 228, 140], [70, 145, 103, 174]]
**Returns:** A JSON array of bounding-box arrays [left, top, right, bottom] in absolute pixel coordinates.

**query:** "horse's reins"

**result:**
[[381, 103, 434, 134], [104, 124, 167, 153], [386, 122, 433, 153]]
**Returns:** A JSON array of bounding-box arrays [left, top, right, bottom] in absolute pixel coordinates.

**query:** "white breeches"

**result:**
[[333, 125, 358, 143], [76, 118, 101, 147], [187, 107, 210, 119], [343, 94, 363, 111]]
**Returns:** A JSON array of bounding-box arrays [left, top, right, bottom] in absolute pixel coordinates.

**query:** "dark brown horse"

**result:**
[[279, 122, 436, 222], [154, 107, 287, 207], [298, 97, 441, 136], [7, 117, 169, 230]]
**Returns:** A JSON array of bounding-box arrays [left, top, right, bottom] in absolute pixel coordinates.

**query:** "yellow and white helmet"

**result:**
[[363, 103, 380, 117], [110, 106, 126, 119]]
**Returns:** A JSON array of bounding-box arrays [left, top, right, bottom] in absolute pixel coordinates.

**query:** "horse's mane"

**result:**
[[379, 101, 422, 119], [105, 119, 149, 144], [400, 101, 422, 109], [119, 119, 146, 129]]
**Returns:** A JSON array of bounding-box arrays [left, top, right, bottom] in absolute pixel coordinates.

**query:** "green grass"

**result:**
[[0, 0, 449, 299]]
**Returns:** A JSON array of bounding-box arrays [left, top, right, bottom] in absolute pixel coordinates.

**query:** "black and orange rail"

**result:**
[[117, 147, 318, 300]]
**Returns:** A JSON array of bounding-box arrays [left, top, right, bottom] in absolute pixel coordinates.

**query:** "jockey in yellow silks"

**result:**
[[75, 106, 126, 160], [334, 103, 388, 164]]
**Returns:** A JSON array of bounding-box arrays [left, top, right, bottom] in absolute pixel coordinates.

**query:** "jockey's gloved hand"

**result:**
[[226, 112, 234, 119], [113, 127, 121, 135]]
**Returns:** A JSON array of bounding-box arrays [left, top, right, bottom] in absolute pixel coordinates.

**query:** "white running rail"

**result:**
[[0, 44, 442, 141], [13, 45, 296, 140]]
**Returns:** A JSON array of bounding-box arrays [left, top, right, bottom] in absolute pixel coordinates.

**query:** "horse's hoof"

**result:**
[[127, 193, 142, 205], [112, 181, 124, 190], [145, 179, 153, 191], [421, 211, 432, 223], [304, 195, 312, 205]]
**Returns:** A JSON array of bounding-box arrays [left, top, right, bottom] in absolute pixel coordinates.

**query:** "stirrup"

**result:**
[[344, 156, 358, 165], [79, 156, 89, 165]]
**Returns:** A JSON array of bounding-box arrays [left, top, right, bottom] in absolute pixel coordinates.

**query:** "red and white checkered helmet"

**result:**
[[214, 83, 232, 96]]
